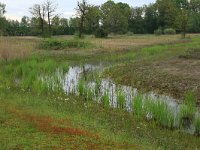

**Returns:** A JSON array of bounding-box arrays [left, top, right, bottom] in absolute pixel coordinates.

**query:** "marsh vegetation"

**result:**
[[0, 34, 200, 149]]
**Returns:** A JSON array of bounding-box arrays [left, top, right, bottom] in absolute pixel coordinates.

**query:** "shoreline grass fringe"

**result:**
[[117, 89, 125, 110], [132, 94, 144, 119], [101, 91, 110, 108]]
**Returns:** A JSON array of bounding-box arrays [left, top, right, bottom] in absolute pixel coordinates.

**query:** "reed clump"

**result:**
[[132, 94, 144, 119], [180, 91, 196, 128], [86, 88, 94, 101], [117, 89, 125, 110], [0, 57, 68, 95], [94, 74, 101, 96], [144, 98, 175, 129], [101, 91, 110, 108], [194, 113, 200, 136], [78, 79, 86, 97]]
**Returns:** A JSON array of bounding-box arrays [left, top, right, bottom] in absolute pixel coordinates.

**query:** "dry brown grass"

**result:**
[[0, 36, 38, 61], [89, 34, 189, 51]]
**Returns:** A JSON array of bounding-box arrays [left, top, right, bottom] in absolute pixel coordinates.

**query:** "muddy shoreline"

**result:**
[[104, 56, 200, 106]]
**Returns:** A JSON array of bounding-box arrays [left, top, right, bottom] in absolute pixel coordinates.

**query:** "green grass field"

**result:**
[[0, 34, 200, 149]]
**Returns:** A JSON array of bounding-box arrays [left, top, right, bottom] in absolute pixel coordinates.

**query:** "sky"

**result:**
[[1, 0, 155, 21]]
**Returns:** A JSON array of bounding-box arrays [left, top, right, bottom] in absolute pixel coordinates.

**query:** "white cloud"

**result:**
[[2, 0, 156, 20], [63, 11, 76, 18], [5, 14, 22, 21]]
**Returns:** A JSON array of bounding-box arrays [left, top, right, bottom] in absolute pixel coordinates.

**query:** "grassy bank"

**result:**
[[0, 35, 200, 149], [1, 89, 200, 150]]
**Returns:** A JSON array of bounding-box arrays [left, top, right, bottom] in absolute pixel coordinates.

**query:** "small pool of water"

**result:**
[[42, 64, 199, 135]]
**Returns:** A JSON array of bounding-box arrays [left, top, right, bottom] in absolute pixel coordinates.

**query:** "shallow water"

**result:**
[[61, 64, 179, 109], [42, 64, 198, 134]]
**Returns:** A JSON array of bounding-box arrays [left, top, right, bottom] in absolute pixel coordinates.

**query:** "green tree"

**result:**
[[51, 17, 70, 35], [6, 20, 21, 36], [101, 1, 130, 34], [174, 0, 190, 38], [156, 0, 178, 28], [129, 6, 146, 34], [76, 0, 88, 38], [187, 0, 200, 33], [0, 2, 7, 35], [69, 17, 80, 34], [144, 4, 158, 33], [44, 0, 58, 36], [30, 4, 46, 35], [85, 5, 100, 34], [29, 17, 43, 36], [20, 16, 30, 36]]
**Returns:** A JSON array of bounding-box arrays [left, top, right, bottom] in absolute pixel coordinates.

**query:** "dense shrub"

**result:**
[[126, 31, 134, 36], [39, 38, 91, 50], [154, 28, 162, 36], [164, 28, 176, 35], [94, 28, 108, 38]]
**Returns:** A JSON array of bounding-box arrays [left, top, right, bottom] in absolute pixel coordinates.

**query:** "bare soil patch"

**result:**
[[107, 50, 200, 105]]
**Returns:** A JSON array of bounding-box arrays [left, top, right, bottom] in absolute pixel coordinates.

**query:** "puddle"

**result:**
[[41, 64, 198, 134], [60, 64, 179, 109], [63, 65, 97, 94]]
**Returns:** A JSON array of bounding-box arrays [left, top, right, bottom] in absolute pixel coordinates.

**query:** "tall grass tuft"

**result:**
[[0, 57, 68, 95], [86, 88, 94, 101], [180, 91, 196, 128], [184, 91, 196, 107], [194, 113, 200, 136], [117, 89, 125, 110], [94, 74, 101, 97], [101, 91, 110, 108], [144, 98, 174, 129], [78, 79, 86, 97], [132, 94, 144, 119]]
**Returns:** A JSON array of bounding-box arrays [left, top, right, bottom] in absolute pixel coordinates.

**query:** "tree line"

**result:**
[[0, 0, 200, 37]]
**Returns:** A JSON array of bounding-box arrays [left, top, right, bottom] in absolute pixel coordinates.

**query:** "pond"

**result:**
[[42, 64, 199, 135]]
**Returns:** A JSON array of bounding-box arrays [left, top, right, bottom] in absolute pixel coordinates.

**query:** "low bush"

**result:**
[[164, 28, 176, 35], [154, 28, 162, 36], [39, 38, 91, 50], [94, 28, 108, 38], [126, 31, 134, 36]]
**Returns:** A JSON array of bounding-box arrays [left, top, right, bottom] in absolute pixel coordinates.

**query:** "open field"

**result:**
[[0, 34, 200, 149], [55, 34, 193, 51]]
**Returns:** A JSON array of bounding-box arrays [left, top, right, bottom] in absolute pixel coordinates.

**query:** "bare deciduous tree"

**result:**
[[44, 0, 57, 35], [30, 4, 46, 34], [0, 2, 6, 16]]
